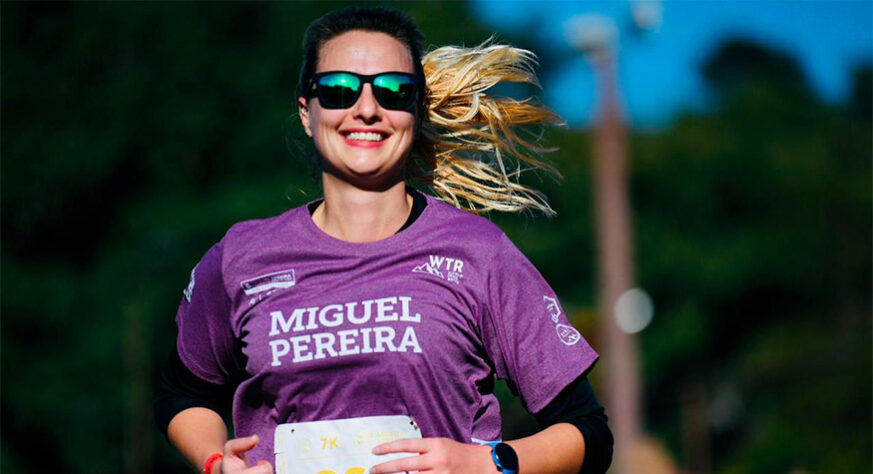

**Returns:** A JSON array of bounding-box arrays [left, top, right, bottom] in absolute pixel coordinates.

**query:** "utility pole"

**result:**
[[592, 44, 641, 473], [565, 4, 660, 471]]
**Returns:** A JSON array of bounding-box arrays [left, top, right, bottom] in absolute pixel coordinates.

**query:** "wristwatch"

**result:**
[[487, 442, 519, 474]]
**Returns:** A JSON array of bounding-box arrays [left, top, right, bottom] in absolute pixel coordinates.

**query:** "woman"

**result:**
[[156, 6, 612, 474]]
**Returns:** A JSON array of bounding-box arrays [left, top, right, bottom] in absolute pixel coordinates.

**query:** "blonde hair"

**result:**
[[409, 40, 563, 216]]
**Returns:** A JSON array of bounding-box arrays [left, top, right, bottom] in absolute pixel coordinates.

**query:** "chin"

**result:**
[[347, 166, 408, 191]]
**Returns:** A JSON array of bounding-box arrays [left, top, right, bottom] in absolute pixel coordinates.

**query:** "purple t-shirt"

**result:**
[[175, 194, 598, 463]]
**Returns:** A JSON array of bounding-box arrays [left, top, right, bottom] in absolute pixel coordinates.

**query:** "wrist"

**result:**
[[203, 452, 223, 474], [487, 442, 519, 474], [475, 444, 496, 472]]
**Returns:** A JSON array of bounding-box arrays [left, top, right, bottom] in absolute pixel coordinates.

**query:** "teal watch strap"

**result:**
[[487, 441, 519, 474]]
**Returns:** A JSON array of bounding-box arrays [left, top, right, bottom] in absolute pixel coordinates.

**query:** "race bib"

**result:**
[[274, 415, 421, 474]]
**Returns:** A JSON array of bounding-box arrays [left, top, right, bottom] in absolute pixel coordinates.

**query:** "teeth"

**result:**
[[346, 132, 384, 142]]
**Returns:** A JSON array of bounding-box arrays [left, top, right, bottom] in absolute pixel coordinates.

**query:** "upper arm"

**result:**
[[175, 241, 243, 385], [480, 233, 600, 413]]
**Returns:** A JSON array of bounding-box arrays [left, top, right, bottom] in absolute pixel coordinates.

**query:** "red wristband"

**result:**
[[203, 453, 223, 474]]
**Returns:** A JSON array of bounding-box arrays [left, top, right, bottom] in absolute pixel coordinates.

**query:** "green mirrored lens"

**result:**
[[373, 74, 416, 109], [317, 73, 361, 108], [373, 74, 413, 92]]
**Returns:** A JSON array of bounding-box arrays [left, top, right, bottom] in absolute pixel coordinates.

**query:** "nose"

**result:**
[[351, 83, 381, 123]]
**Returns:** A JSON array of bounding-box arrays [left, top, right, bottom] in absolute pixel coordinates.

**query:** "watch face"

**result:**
[[495, 443, 519, 470]]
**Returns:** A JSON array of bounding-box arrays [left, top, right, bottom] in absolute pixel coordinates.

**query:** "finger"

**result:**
[[225, 434, 260, 458], [241, 462, 273, 474], [372, 438, 430, 455], [369, 454, 426, 474]]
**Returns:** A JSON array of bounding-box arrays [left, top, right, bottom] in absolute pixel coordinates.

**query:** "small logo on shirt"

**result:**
[[183, 265, 197, 303], [243, 270, 296, 306], [556, 324, 581, 346], [543, 295, 561, 323], [412, 255, 464, 284], [241, 269, 296, 295], [543, 295, 581, 346]]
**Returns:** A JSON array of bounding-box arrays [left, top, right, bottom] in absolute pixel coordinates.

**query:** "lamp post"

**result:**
[[565, 5, 660, 470]]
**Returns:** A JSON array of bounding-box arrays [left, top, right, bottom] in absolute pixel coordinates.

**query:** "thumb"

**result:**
[[224, 434, 260, 458]]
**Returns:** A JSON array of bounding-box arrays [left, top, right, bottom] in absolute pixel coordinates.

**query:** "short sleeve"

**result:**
[[175, 241, 241, 385], [482, 233, 599, 414]]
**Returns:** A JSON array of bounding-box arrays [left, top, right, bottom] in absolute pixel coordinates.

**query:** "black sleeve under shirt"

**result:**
[[534, 374, 614, 474], [154, 346, 234, 437]]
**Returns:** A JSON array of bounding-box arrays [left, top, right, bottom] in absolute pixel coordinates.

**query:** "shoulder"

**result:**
[[216, 203, 310, 266], [422, 194, 507, 245], [224, 205, 305, 240], [421, 195, 544, 271], [418, 194, 524, 269]]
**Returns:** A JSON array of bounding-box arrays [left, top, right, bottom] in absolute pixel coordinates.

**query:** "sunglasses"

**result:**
[[306, 71, 420, 111]]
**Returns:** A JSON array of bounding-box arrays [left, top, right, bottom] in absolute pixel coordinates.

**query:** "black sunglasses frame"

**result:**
[[305, 71, 421, 111]]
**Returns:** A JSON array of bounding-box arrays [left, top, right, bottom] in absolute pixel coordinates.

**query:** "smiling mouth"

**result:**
[[342, 131, 388, 143]]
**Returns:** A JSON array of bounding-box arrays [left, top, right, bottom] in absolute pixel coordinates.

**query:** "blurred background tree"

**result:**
[[2, 2, 869, 473]]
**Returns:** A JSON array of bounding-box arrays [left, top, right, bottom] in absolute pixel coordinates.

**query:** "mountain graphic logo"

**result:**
[[543, 295, 561, 322], [412, 263, 445, 279]]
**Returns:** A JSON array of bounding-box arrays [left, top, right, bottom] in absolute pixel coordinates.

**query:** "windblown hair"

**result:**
[[300, 7, 562, 215], [411, 42, 562, 215]]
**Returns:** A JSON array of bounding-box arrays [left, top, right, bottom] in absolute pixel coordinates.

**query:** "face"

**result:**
[[299, 31, 417, 189]]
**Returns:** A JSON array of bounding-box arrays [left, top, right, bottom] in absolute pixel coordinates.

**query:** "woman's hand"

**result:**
[[220, 434, 274, 474], [370, 437, 493, 474]]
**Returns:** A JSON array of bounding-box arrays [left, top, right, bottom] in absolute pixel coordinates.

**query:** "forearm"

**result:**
[[167, 407, 229, 472], [505, 423, 585, 474]]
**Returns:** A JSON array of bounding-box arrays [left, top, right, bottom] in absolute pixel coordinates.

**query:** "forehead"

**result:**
[[317, 30, 414, 74]]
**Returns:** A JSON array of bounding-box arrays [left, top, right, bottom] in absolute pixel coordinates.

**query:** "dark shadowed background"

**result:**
[[2, 2, 870, 473]]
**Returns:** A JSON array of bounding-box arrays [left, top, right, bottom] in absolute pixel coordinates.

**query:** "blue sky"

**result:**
[[470, 0, 872, 128]]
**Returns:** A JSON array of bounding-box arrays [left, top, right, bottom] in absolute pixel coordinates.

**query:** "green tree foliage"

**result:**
[[2, 3, 869, 474], [630, 40, 871, 473]]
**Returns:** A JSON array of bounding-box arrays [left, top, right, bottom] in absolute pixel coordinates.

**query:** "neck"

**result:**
[[313, 175, 411, 243]]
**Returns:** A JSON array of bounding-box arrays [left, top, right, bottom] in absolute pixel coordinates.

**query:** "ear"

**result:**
[[297, 97, 313, 138]]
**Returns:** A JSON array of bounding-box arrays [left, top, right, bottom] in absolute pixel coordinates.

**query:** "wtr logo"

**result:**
[[412, 255, 465, 284]]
